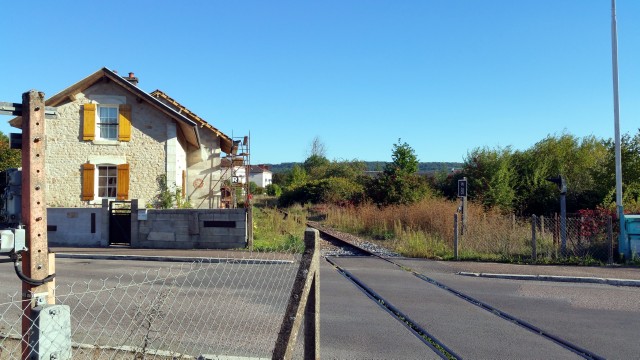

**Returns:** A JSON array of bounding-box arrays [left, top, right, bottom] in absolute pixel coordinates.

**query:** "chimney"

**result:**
[[126, 72, 139, 86]]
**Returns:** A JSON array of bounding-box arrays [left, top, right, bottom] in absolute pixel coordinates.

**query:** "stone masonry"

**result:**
[[44, 79, 223, 208]]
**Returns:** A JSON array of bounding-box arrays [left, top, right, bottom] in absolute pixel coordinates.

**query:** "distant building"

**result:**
[[249, 165, 273, 188]]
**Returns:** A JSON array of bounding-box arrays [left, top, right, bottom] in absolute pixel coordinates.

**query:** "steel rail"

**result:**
[[309, 224, 605, 360], [324, 256, 458, 360]]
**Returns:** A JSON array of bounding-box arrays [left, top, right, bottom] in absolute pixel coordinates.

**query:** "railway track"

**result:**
[[307, 222, 606, 360]]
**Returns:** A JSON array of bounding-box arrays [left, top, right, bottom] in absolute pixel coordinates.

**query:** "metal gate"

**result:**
[[109, 201, 132, 245]]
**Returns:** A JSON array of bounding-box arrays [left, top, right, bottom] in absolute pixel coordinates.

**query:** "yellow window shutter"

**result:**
[[117, 163, 130, 200], [83, 104, 96, 141], [119, 104, 131, 142], [81, 163, 95, 201]]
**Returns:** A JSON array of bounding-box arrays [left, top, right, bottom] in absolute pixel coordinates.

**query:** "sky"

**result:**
[[1, 1, 639, 165]]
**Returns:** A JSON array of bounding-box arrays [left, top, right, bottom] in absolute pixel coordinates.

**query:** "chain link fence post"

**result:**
[[607, 216, 614, 265], [454, 213, 459, 260], [531, 215, 537, 262]]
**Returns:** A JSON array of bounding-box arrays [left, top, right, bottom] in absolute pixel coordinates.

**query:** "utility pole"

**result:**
[[20, 90, 54, 359], [611, 0, 627, 258], [1, 91, 67, 359]]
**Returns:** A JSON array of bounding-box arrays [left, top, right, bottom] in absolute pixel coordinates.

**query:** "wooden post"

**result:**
[[273, 228, 320, 359], [304, 254, 320, 358], [21, 90, 52, 359]]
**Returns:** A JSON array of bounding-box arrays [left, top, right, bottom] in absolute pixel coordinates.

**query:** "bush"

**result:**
[[249, 181, 264, 195], [279, 177, 364, 207], [266, 183, 282, 197]]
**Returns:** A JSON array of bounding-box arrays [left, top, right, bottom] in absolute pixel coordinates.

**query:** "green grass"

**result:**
[[251, 207, 306, 252]]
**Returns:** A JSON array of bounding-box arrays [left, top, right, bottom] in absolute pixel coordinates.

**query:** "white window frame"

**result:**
[[97, 164, 118, 200], [87, 156, 127, 205], [96, 105, 119, 140], [86, 95, 126, 145]]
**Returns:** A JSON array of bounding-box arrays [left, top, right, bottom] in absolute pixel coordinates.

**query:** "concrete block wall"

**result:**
[[133, 205, 247, 249], [47, 208, 107, 247], [46, 200, 246, 249]]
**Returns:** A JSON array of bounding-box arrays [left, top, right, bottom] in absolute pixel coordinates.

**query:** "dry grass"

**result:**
[[321, 198, 535, 261]]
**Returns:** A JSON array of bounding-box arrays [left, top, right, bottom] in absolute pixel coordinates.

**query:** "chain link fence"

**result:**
[[531, 215, 614, 263], [0, 233, 320, 360], [455, 214, 615, 263]]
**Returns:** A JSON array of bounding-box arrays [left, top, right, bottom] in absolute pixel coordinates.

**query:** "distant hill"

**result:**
[[263, 162, 463, 174]]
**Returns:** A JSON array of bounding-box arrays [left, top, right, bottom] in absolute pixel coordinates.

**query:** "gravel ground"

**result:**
[[309, 222, 401, 258]]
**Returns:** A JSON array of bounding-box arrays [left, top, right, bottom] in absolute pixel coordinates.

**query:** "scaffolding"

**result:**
[[220, 134, 251, 209]]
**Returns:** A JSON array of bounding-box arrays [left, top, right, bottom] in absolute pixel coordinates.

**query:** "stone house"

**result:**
[[10, 67, 233, 209]]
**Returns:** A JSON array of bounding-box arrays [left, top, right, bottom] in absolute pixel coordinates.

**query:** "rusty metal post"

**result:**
[[20, 90, 52, 359], [531, 215, 537, 262], [607, 216, 614, 265], [454, 213, 459, 260]]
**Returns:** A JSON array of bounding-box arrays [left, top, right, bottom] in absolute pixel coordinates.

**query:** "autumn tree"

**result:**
[[0, 131, 21, 171]]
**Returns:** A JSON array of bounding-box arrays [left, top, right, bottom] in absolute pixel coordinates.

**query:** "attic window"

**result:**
[[97, 106, 119, 140]]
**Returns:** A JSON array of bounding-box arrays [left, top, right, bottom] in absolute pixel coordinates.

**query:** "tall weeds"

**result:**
[[323, 198, 533, 261], [252, 206, 307, 251]]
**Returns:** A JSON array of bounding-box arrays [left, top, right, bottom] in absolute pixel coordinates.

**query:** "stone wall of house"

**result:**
[[45, 81, 171, 207]]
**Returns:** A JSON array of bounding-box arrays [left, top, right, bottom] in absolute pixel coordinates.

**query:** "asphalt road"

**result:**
[[2, 256, 639, 359], [399, 258, 640, 360]]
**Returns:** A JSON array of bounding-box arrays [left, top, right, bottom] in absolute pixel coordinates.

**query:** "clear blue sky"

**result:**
[[2, 1, 639, 165]]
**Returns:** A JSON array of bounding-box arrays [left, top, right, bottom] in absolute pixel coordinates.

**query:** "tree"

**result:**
[[596, 129, 640, 212], [249, 181, 264, 195], [513, 133, 608, 215], [387, 139, 419, 175], [307, 136, 327, 158], [366, 139, 430, 205], [0, 131, 21, 171], [265, 183, 282, 197], [463, 146, 516, 212], [286, 165, 308, 189], [303, 154, 330, 179]]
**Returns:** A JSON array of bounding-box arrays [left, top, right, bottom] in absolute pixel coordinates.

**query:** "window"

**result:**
[[82, 163, 129, 202], [83, 103, 131, 142], [97, 165, 117, 198], [97, 106, 118, 140]]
